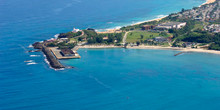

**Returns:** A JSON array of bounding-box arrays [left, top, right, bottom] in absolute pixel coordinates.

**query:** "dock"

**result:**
[[49, 47, 81, 60], [42, 46, 65, 69]]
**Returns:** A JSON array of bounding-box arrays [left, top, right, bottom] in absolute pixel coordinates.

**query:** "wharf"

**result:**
[[49, 47, 81, 60]]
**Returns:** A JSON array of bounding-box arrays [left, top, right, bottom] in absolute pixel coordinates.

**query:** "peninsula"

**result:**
[[32, 0, 219, 69]]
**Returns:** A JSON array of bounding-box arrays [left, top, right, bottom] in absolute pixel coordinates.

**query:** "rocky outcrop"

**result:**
[[32, 42, 65, 69], [32, 42, 43, 49]]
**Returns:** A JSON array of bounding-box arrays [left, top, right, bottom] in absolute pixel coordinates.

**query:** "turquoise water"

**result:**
[[2, 0, 220, 109]]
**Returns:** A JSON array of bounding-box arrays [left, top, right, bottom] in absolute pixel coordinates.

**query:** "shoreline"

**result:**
[[98, 0, 216, 33], [78, 45, 220, 55], [201, 0, 216, 6], [126, 45, 220, 55], [97, 15, 168, 33], [79, 45, 123, 49]]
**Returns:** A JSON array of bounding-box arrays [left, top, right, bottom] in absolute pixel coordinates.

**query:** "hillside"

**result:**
[[171, 0, 220, 22]]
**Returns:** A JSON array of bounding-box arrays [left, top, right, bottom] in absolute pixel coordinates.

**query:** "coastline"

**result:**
[[79, 45, 123, 49], [88, 0, 219, 55], [97, 16, 168, 34], [201, 0, 216, 6], [126, 45, 220, 55], [78, 45, 220, 55], [98, 0, 216, 34]]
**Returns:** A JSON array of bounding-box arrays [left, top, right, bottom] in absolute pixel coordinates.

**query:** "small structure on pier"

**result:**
[[60, 49, 76, 57], [50, 47, 81, 59]]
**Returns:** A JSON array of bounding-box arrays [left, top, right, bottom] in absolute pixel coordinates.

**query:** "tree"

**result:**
[[159, 32, 168, 36], [88, 38, 96, 44], [136, 41, 140, 46], [107, 36, 115, 44], [181, 8, 185, 13], [78, 37, 82, 41], [96, 36, 103, 43], [140, 35, 144, 39]]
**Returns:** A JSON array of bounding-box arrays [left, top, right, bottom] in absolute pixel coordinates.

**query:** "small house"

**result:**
[[155, 22, 186, 30], [72, 28, 80, 33], [153, 37, 167, 43], [103, 36, 108, 40], [141, 25, 156, 30]]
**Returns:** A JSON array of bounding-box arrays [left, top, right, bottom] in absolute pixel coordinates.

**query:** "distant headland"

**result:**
[[31, 0, 219, 69]]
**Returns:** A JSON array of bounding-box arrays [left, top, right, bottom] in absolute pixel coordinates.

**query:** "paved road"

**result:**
[[122, 31, 130, 45]]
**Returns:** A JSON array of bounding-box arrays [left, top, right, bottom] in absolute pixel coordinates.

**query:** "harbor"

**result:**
[[49, 47, 81, 60]]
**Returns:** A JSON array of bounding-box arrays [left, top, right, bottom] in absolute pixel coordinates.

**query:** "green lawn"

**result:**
[[126, 31, 172, 43], [69, 38, 77, 43]]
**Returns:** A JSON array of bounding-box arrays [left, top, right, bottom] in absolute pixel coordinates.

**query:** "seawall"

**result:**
[[33, 42, 65, 69]]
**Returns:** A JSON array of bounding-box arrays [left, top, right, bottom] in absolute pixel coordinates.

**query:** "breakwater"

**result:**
[[32, 42, 65, 69]]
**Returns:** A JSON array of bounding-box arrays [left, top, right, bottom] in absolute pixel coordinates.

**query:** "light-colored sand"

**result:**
[[79, 45, 220, 55], [97, 16, 168, 34], [98, 0, 216, 34], [127, 45, 220, 55], [200, 0, 216, 6], [204, 0, 216, 4], [79, 45, 123, 48], [82, 0, 219, 55]]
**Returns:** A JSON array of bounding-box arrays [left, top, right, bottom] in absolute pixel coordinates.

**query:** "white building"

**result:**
[[155, 22, 186, 30], [72, 28, 80, 33]]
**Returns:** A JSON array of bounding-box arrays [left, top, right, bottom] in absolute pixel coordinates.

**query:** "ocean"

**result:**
[[2, 0, 220, 109]]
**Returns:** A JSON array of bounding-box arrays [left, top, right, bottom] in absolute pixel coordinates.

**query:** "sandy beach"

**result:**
[[79, 45, 123, 49], [97, 16, 168, 34], [203, 0, 216, 5], [98, 0, 216, 34], [84, 0, 219, 55], [127, 45, 220, 55], [78, 44, 220, 55]]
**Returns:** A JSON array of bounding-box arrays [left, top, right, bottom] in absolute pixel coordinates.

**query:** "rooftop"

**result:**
[[159, 22, 186, 26]]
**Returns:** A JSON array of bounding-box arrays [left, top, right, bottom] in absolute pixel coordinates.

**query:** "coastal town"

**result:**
[[32, 0, 220, 69]]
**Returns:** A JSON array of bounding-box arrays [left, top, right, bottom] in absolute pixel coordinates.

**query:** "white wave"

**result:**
[[27, 62, 37, 65], [55, 68, 65, 71], [54, 34, 60, 39], [28, 44, 33, 48], [114, 26, 122, 29], [24, 60, 33, 62], [157, 14, 166, 18], [30, 55, 40, 57], [43, 55, 65, 70], [43, 55, 50, 65]]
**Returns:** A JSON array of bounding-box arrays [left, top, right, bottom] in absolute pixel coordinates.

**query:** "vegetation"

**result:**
[[209, 41, 220, 50], [58, 31, 82, 38], [46, 41, 76, 49], [86, 32, 124, 44], [126, 31, 172, 43], [44, 1, 220, 51]]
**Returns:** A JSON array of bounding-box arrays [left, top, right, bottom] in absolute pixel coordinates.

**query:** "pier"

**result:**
[[174, 52, 185, 56], [32, 42, 79, 69], [42, 46, 65, 69]]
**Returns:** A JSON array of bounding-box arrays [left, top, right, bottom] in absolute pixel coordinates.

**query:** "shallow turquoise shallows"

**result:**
[[2, 0, 220, 110]]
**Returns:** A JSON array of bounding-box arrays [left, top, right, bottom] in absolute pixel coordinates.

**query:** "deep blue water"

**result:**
[[2, 0, 220, 109]]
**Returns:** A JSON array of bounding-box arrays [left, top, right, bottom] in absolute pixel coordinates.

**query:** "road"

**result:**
[[122, 31, 130, 45]]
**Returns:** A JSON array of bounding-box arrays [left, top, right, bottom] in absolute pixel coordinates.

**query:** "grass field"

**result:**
[[126, 31, 172, 43]]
